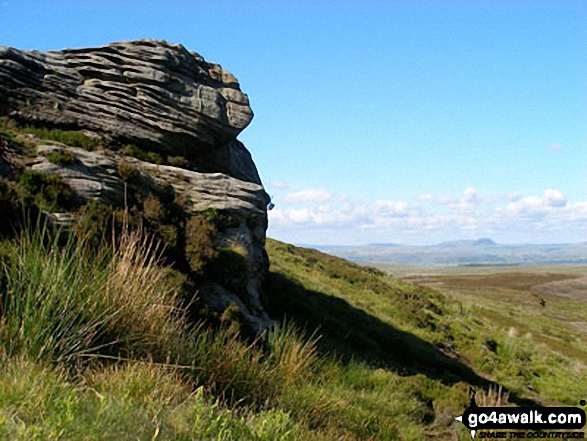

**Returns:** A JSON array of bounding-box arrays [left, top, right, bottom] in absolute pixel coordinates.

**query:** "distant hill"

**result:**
[[436, 238, 496, 247], [367, 242, 402, 248], [314, 239, 587, 266]]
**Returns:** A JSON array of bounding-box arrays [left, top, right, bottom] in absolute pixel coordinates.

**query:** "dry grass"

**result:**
[[267, 321, 322, 389], [0, 221, 186, 367], [427, 273, 578, 292], [529, 275, 587, 301], [105, 229, 185, 356], [476, 385, 510, 407]]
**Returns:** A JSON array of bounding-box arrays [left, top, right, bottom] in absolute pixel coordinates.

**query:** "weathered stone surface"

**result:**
[[33, 145, 125, 205], [198, 282, 271, 331], [32, 144, 271, 329], [0, 39, 261, 184], [0, 141, 18, 179], [1, 40, 272, 329]]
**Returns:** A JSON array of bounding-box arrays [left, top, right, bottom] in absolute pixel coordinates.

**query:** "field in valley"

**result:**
[[373, 263, 587, 278], [377, 264, 587, 404]]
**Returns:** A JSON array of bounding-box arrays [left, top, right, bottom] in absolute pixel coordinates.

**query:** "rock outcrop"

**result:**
[[0, 40, 272, 329], [0, 39, 260, 184]]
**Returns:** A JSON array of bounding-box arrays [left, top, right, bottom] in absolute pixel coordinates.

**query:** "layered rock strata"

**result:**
[[0, 40, 271, 329], [0, 39, 259, 183]]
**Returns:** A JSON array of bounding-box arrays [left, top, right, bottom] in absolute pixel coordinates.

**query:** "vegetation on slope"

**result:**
[[0, 116, 222, 172], [1, 223, 586, 439], [0, 221, 469, 439], [0, 224, 323, 439], [1, 119, 586, 439], [263, 240, 587, 429], [411, 271, 587, 405]]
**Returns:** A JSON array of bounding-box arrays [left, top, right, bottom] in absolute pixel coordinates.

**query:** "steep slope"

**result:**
[[263, 239, 587, 409], [1, 233, 585, 439], [264, 240, 488, 382]]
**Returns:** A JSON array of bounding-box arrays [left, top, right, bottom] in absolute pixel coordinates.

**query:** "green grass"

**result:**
[[264, 240, 476, 373], [20, 125, 100, 151], [121, 143, 163, 164], [0, 221, 181, 367], [0, 224, 436, 439], [410, 270, 587, 405], [42, 149, 77, 166], [1, 117, 100, 152], [0, 221, 470, 439], [17, 169, 73, 212], [0, 357, 308, 440], [1, 220, 585, 439], [263, 240, 587, 425]]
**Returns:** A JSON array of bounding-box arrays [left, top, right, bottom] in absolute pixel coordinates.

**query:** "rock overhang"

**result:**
[[0, 39, 254, 173], [0, 39, 272, 330]]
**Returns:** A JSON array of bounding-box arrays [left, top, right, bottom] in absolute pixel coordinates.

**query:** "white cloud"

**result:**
[[545, 143, 563, 152], [267, 181, 289, 190], [502, 197, 548, 221], [544, 189, 567, 207], [502, 190, 568, 217], [269, 202, 371, 227], [435, 187, 481, 211], [373, 199, 408, 216], [279, 189, 333, 204], [567, 201, 587, 222], [268, 187, 587, 244], [417, 193, 434, 202], [462, 187, 480, 203]]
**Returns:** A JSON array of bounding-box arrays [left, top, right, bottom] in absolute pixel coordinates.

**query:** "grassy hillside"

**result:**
[[409, 270, 587, 402], [263, 240, 587, 428], [0, 223, 586, 438]]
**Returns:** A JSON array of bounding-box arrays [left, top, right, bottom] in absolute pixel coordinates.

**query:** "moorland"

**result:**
[[1, 40, 585, 440]]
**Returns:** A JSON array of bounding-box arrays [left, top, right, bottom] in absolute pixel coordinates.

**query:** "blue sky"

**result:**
[[1, 0, 586, 245]]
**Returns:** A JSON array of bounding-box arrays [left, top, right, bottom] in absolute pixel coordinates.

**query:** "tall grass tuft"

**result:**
[[104, 229, 185, 359], [1, 221, 111, 365], [0, 220, 184, 369], [476, 385, 509, 407], [267, 320, 321, 389], [177, 325, 279, 408], [0, 220, 326, 413]]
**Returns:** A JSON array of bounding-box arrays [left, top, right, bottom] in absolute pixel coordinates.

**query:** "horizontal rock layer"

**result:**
[[0, 39, 261, 183], [33, 144, 271, 328], [34, 145, 270, 218], [1, 40, 272, 329]]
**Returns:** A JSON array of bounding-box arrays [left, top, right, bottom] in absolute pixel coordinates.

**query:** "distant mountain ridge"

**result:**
[[312, 238, 587, 266], [433, 238, 496, 247]]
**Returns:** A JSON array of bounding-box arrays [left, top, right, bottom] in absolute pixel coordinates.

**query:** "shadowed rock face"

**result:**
[[0, 39, 260, 184], [0, 40, 272, 329]]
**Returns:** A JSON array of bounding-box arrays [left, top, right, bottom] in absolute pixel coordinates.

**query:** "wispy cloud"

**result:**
[[279, 189, 333, 204], [268, 187, 587, 244], [433, 187, 483, 211], [545, 143, 563, 152], [416, 192, 434, 202]]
